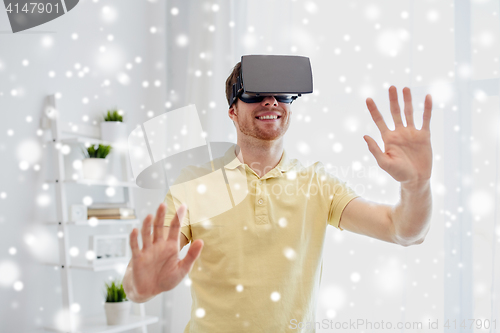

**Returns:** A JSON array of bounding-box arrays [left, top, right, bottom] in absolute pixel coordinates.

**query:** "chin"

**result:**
[[238, 122, 289, 141], [255, 131, 286, 141]]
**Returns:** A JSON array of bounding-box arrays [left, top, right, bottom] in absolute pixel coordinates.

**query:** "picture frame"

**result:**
[[88, 234, 129, 266]]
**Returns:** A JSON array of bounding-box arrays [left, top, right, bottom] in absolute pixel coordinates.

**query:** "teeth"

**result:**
[[257, 115, 278, 120]]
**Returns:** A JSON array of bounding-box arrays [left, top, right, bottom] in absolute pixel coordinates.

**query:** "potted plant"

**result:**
[[100, 108, 127, 143], [103, 279, 131, 325], [81, 144, 112, 180]]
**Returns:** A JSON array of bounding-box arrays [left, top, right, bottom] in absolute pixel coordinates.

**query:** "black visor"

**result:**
[[229, 55, 313, 106]]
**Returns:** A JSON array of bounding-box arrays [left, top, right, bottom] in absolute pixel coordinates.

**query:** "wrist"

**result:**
[[400, 178, 431, 192]]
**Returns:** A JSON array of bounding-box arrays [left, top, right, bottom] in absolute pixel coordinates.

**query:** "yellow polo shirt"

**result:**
[[163, 145, 360, 333]]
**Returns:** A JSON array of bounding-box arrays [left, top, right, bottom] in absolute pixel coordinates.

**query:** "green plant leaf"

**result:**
[[104, 279, 127, 302], [103, 108, 123, 122], [86, 144, 112, 159], [86, 145, 96, 158]]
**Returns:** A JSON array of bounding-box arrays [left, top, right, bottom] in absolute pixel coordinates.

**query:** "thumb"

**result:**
[[363, 135, 385, 164], [178, 239, 204, 275]]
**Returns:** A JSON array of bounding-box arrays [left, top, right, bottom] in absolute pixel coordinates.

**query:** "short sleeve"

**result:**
[[163, 189, 192, 242], [325, 175, 360, 231]]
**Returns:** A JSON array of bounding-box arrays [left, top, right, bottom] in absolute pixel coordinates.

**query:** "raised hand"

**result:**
[[128, 203, 203, 298], [364, 86, 433, 185]]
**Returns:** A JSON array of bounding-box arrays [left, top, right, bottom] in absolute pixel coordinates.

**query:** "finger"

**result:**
[[141, 214, 153, 251], [178, 239, 204, 275], [167, 204, 187, 245], [129, 228, 140, 259], [402, 87, 415, 128], [152, 203, 166, 244], [388, 85, 404, 127], [363, 135, 386, 166], [366, 97, 390, 134], [422, 94, 432, 131]]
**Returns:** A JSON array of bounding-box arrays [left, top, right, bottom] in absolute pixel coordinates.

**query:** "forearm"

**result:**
[[123, 262, 156, 304], [390, 179, 432, 246]]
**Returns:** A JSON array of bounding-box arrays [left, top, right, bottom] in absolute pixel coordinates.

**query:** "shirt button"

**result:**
[[258, 199, 264, 205]]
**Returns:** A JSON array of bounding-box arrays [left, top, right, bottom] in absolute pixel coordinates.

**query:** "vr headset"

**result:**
[[229, 55, 313, 106]]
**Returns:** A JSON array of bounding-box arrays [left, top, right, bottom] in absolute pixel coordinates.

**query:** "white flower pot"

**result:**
[[82, 158, 108, 180], [101, 121, 127, 143], [104, 300, 132, 325]]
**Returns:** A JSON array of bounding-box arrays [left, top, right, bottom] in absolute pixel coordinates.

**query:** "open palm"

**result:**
[[129, 203, 203, 298], [364, 86, 433, 185]]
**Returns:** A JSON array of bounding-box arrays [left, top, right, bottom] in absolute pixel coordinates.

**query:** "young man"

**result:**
[[123, 61, 433, 332]]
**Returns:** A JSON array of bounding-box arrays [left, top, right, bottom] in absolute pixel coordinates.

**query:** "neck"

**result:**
[[235, 136, 284, 178]]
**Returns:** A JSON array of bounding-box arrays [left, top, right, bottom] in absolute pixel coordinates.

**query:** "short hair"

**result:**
[[225, 62, 241, 107]]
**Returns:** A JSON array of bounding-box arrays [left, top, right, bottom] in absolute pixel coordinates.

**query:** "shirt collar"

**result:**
[[223, 145, 295, 173]]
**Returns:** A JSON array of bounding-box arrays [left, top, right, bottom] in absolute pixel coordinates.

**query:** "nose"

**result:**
[[260, 96, 278, 107]]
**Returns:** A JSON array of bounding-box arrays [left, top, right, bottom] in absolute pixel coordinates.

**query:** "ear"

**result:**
[[228, 104, 237, 120]]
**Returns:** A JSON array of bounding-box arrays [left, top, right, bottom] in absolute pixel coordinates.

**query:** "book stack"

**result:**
[[87, 203, 136, 220]]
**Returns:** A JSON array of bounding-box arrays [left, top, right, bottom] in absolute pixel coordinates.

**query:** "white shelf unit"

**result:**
[[41, 94, 157, 333], [42, 219, 141, 226]]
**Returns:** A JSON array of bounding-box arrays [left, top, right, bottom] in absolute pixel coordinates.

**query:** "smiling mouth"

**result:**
[[255, 115, 281, 121]]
